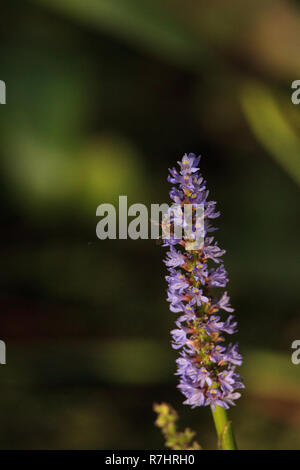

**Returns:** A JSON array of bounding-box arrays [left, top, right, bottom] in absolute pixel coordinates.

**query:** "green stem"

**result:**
[[210, 405, 237, 450]]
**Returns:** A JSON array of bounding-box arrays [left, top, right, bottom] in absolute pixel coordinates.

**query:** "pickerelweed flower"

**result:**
[[163, 153, 244, 412]]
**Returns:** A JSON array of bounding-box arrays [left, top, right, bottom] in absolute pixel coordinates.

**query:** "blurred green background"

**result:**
[[0, 0, 300, 449]]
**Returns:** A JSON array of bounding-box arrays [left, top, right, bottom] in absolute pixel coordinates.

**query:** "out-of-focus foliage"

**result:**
[[34, 0, 201, 66], [241, 82, 300, 185], [0, 0, 299, 449]]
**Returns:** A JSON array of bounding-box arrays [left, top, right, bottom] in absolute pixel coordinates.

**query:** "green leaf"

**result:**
[[240, 81, 300, 186]]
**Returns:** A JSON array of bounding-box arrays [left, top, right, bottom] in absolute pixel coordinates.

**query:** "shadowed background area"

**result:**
[[0, 0, 300, 449]]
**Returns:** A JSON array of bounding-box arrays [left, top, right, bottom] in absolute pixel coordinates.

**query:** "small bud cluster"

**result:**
[[153, 402, 201, 450]]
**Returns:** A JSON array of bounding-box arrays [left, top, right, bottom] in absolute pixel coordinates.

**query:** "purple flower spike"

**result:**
[[162, 153, 244, 410]]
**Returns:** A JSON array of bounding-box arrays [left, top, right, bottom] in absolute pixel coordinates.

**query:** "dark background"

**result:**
[[0, 0, 300, 449]]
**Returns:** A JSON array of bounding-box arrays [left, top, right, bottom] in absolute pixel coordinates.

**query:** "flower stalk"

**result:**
[[211, 405, 237, 450]]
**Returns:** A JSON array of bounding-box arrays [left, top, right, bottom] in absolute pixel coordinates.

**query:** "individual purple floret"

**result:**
[[163, 153, 244, 411]]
